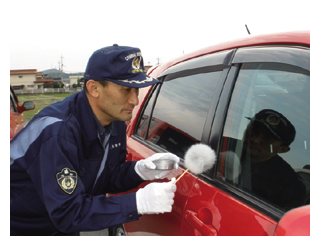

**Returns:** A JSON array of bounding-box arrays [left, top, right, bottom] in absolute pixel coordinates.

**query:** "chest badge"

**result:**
[[56, 168, 78, 195]]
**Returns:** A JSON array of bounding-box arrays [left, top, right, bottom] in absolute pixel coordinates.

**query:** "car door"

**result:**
[[182, 45, 310, 235], [124, 50, 233, 236]]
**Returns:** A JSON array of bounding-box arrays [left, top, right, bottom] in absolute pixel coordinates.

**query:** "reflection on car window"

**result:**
[[219, 61, 310, 211], [137, 69, 221, 158]]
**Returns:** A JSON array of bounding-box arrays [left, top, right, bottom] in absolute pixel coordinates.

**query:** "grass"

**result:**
[[18, 93, 76, 120]]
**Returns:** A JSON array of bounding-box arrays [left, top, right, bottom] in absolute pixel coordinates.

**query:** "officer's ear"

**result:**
[[86, 80, 99, 98]]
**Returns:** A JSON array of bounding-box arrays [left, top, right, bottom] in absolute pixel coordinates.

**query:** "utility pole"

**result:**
[[58, 55, 64, 86]]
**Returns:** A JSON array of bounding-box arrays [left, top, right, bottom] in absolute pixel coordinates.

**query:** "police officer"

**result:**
[[10, 45, 180, 236], [241, 109, 306, 209]]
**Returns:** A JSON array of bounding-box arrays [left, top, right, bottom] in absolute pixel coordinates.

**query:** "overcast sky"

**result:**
[[9, 0, 315, 73]]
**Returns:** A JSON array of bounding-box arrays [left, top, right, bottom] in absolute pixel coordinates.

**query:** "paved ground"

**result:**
[[80, 228, 109, 236]]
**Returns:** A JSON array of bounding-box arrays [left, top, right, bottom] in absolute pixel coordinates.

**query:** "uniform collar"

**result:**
[[92, 113, 114, 137]]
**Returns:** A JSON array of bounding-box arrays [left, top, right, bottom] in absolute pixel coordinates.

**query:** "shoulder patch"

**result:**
[[56, 167, 78, 195]]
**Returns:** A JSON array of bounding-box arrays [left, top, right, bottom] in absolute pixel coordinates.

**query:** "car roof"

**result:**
[[149, 30, 310, 78]]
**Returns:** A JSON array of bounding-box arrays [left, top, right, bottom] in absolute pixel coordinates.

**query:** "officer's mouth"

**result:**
[[244, 141, 260, 152], [123, 109, 133, 114]]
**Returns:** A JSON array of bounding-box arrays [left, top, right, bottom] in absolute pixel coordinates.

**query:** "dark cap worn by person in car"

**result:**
[[84, 44, 161, 88], [246, 109, 296, 146]]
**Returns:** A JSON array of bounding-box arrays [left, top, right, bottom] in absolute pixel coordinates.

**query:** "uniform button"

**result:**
[[128, 215, 134, 219]]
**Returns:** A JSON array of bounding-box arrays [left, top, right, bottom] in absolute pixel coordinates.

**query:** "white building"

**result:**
[[10, 69, 53, 89], [69, 75, 83, 87]]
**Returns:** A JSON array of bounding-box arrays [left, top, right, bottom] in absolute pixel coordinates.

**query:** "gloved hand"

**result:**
[[134, 153, 180, 180], [136, 178, 176, 215]]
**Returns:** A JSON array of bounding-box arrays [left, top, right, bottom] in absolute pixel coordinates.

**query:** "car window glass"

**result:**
[[218, 61, 310, 212], [136, 68, 222, 158], [136, 86, 159, 139]]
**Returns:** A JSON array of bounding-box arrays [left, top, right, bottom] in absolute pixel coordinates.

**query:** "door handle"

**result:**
[[185, 210, 218, 236]]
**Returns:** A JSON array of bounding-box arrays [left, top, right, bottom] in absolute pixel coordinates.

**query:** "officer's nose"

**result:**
[[250, 132, 263, 144], [128, 88, 139, 106]]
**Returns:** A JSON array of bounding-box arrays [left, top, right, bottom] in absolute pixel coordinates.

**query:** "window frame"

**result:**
[[132, 50, 235, 159], [204, 45, 310, 220], [134, 82, 162, 141]]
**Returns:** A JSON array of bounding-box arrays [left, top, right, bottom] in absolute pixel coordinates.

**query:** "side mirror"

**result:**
[[22, 101, 35, 111], [274, 205, 310, 236]]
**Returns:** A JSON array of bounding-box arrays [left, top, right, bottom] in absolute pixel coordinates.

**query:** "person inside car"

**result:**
[[239, 109, 306, 210], [10, 45, 180, 236]]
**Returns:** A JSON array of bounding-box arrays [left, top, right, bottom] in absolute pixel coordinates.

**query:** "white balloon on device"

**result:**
[[174, 143, 216, 184], [184, 143, 216, 174]]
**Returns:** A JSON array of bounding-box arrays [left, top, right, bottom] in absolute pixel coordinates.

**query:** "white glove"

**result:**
[[136, 178, 176, 215], [135, 153, 180, 180]]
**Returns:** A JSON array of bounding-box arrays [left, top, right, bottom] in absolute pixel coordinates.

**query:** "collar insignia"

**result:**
[[56, 167, 78, 195]]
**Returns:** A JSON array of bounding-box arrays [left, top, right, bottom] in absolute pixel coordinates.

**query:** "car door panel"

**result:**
[[194, 45, 310, 236], [182, 178, 277, 236], [123, 165, 197, 235], [124, 137, 197, 236]]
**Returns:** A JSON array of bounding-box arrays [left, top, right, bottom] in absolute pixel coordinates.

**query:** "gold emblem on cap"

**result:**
[[132, 56, 141, 70], [266, 114, 280, 125]]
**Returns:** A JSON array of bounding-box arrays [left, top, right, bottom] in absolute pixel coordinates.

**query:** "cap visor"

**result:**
[[108, 73, 162, 88], [254, 119, 285, 143]]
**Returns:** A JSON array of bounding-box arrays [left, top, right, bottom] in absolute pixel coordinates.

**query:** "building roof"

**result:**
[[35, 78, 54, 83], [10, 69, 38, 75]]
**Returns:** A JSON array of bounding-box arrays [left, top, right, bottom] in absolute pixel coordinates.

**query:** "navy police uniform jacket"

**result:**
[[10, 90, 144, 236]]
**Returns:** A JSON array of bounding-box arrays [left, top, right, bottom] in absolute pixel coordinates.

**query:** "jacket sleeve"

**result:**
[[26, 135, 140, 234]]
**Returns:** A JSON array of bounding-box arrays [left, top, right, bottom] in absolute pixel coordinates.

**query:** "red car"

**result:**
[[109, 31, 310, 236], [10, 86, 35, 139]]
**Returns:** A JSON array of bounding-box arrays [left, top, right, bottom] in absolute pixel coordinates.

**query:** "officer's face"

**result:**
[[243, 121, 289, 162], [96, 81, 139, 125]]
